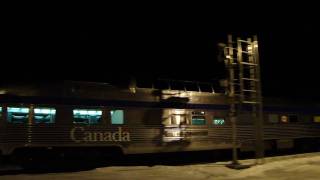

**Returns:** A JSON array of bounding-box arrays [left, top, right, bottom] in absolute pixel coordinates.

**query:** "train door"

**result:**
[[162, 109, 189, 142], [30, 105, 58, 146], [4, 105, 31, 149], [162, 109, 210, 142], [190, 111, 209, 138]]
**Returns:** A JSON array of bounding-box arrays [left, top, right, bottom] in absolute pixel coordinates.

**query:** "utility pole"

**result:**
[[228, 35, 240, 167], [252, 35, 264, 163]]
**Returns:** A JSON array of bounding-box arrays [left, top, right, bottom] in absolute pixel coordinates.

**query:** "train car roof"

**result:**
[[0, 81, 319, 111], [0, 81, 227, 106]]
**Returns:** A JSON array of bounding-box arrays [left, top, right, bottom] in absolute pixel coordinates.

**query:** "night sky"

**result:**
[[2, 4, 320, 99]]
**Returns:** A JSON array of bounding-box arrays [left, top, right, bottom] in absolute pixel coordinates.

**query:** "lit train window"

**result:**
[[7, 107, 29, 123], [34, 108, 56, 124], [192, 116, 206, 125], [314, 116, 320, 123], [192, 111, 205, 115], [73, 109, 102, 124], [170, 109, 187, 125], [280, 115, 288, 123], [111, 110, 124, 124], [171, 114, 187, 125], [213, 118, 225, 125], [0, 107, 2, 119]]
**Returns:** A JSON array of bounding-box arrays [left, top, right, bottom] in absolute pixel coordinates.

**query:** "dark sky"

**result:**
[[2, 4, 320, 99]]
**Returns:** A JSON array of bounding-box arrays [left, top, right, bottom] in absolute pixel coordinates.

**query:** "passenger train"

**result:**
[[0, 81, 320, 159]]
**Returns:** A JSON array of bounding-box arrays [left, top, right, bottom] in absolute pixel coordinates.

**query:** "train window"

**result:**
[[192, 116, 206, 125], [0, 107, 2, 119], [7, 107, 29, 123], [73, 109, 102, 124], [280, 115, 288, 123], [192, 111, 205, 115], [313, 116, 320, 123], [170, 109, 188, 125], [111, 110, 124, 124], [289, 115, 298, 123], [171, 114, 187, 125], [268, 114, 279, 123], [213, 118, 225, 125], [34, 108, 56, 124]]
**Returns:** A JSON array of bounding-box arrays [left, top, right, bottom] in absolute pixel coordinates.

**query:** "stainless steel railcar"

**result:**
[[0, 81, 320, 157]]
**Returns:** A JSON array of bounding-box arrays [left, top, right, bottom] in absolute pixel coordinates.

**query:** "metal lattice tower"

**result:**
[[223, 34, 264, 166]]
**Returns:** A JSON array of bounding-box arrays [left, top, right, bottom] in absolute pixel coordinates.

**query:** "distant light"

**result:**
[[247, 46, 252, 50], [226, 55, 231, 59]]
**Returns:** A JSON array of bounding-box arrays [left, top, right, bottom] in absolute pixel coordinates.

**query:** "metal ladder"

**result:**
[[224, 34, 264, 166]]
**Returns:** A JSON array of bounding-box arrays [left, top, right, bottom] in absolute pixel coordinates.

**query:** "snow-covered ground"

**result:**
[[1, 152, 320, 180]]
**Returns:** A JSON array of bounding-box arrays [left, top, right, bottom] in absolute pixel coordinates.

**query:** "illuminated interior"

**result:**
[[170, 109, 187, 125], [7, 107, 30, 123], [314, 116, 320, 123], [73, 109, 102, 124], [111, 110, 124, 124], [34, 108, 56, 123], [192, 116, 206, 125], [213, 118, 225, 125], [280, 115, 288, 123]]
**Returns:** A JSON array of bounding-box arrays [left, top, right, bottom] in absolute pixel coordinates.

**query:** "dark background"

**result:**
[[2, 4, 320, 99]]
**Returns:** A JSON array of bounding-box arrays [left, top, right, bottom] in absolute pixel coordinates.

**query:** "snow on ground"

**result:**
[[1, 152, 320, 180]]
